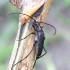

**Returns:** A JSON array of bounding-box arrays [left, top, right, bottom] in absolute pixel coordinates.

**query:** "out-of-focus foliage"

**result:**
[[0, 0, 70, 70], [0, 0, 19, 70], [64, 0, 70, 6]]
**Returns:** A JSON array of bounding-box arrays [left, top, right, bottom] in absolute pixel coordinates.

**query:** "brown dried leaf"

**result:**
[[9, 0, 22, 9]]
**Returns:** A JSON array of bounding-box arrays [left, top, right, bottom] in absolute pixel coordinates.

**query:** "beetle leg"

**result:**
[[32, 47, 47, 68], [33, 47, 47, 68], [16, 32, 36, 41], [36, 47, 47, 60], [32, 59, 36, 68], [13, 41, 37, 67]]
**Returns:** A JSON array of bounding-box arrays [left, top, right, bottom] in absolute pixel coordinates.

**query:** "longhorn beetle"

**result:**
[[8, 13, 56, 70]]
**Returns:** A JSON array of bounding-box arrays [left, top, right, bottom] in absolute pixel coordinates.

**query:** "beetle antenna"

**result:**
[[39, 22, 56, 35], [7, 12, 36, 23], [7, 12, 56, 35]]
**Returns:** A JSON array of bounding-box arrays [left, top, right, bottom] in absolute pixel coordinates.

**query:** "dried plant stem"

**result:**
[[20, 3, 44, 25], [8, 0, 53, 70]]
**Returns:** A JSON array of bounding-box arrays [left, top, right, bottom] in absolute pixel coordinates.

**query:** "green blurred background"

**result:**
[[0, 0, 70, 70]]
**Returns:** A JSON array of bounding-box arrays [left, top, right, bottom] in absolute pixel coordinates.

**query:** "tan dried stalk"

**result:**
[[8, 0, 53, 70]]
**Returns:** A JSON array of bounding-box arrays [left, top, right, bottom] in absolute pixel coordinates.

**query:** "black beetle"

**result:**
[[8, 13, 56, 69]]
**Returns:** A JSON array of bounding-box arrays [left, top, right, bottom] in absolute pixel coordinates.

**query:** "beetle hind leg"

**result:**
[[36, 47, 47, 60]]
